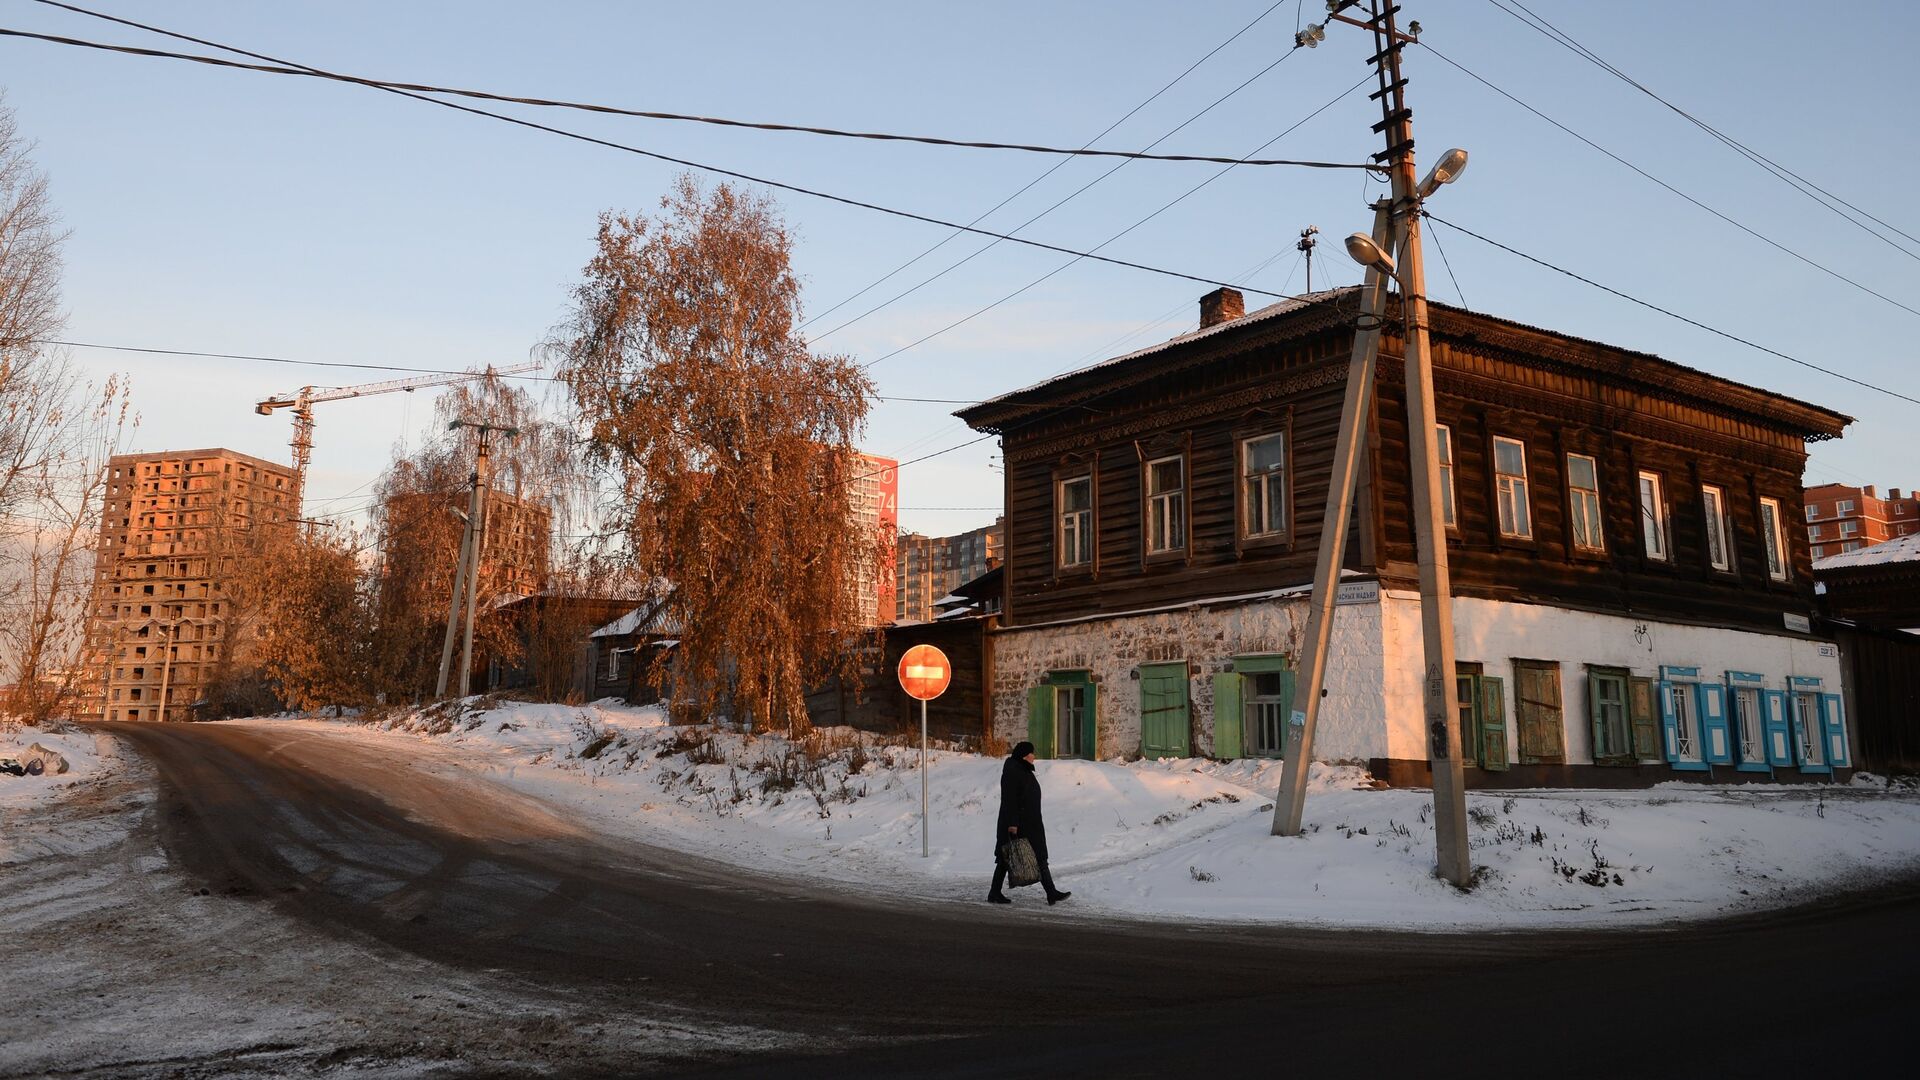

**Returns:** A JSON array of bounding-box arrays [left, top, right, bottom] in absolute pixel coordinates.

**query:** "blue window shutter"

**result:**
[[1657, 681, 1680, 765], [1762, 690, 1793, 767], [1821, 693, 1849, 769], [1698, 683, 1732, 765]]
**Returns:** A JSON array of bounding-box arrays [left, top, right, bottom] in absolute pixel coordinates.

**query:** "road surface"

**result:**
[[48, 721, 1920, 1076]]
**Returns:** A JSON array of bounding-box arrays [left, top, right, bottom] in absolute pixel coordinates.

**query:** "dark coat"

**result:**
[[994, 755, 1047, 864]]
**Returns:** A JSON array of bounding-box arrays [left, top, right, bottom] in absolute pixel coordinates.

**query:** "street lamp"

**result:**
[[1344, 232, 1396, 277], [1417, 148, 1469, 199]]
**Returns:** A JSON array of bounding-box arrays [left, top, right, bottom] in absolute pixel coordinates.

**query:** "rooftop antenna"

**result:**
[[1297, 225, 1321, 291]]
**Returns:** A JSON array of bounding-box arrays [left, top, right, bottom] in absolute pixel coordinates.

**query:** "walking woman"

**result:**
[[988, 741, 1071, 905]]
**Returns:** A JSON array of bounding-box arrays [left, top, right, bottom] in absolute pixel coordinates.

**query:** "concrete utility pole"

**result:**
[[434, 421, 518, 700], [1271, 201, 1398, 837], [1280, 0, 1471, 885], [155, 621, 177, 723]]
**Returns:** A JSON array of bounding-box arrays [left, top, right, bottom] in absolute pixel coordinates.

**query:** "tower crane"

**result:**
[[255, 362, 543, 510]]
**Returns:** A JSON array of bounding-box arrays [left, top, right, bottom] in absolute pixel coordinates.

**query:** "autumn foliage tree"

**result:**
[[556, 176, 880, 733]]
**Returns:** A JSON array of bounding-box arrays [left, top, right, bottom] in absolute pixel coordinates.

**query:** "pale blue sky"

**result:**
[[5, 0, 1916, 535]]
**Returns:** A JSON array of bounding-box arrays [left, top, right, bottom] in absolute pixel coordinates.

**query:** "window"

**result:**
[[1701, 485, 1732, 572], [1056, 684, 1088, 759], [1144, 456, 1185, 554], [1247, 671, 1289, 757], [1804, 504, 1819, 522], [1057, 475, 1093, 568], [1638, 471, 1669, 561], [1808, 524, 1822, 540], [1240, 433, 1288, 540], [1566, 453, 1603, 552], [1436, 425, 1457, 529], [1759, 497, 1789, 581], [1836, 499, 1855, 514], [1731, 685, 1764, 765], [1492, 437, 1532, 539], [607, 648, 624, 680], [1843, 540, 1863, 552], [1793, 692, 1824, 766], [1588, 668, 1631, 763], [1840, 520, 1860, 537], [1668, 683, 1700, 762]]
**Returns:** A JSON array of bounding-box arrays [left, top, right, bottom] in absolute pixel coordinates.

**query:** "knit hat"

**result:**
[[1010, 741, 1036, 760]]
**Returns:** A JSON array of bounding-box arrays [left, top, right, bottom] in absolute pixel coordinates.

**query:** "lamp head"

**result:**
[[1344, 232, 1396, 276], [1416, 148, 1470, 199]]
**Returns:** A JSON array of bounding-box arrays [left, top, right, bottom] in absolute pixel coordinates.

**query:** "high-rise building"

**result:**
[[381, 486, 553, 603], [895, 517, 1004, 623], [1804, 482, 1918, 561], [849, 452, 898, 627], [80, 448, 299, 722]]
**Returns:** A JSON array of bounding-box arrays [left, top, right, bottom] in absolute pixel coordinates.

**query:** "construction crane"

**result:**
[[256, 362, 542, 510]]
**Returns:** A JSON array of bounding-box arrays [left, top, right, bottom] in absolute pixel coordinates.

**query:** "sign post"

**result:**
[[897, 644, 952, 858]]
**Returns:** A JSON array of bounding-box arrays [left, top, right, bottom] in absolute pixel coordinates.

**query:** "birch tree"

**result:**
[[555, 176, 880, 733]]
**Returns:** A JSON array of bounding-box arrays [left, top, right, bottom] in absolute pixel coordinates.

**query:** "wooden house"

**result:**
[[956, 287, 1855, 786]]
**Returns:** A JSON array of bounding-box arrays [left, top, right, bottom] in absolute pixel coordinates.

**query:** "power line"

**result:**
[[1418, 39, 1920, 322], [0, 23, 1375, 172], [1423, 212, 1920, 409], [799, 0, 1297, 335], [19, 3, 1320, 301], [1484, 0, 1920, 262], [810, 21, 1315, 346]]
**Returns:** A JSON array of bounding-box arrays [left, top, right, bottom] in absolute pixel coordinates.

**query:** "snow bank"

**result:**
[[240, 700, 1920, 930], [0, 724, 133, 865]]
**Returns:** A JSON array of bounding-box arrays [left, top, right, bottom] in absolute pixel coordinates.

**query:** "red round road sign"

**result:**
[[897, 644, 952, 701]]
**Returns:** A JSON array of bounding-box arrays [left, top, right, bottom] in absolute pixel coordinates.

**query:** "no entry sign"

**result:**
[[897, 644, 952, 701]]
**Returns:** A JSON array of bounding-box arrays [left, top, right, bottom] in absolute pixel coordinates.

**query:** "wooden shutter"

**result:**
[[1514, 662, 1566, 765], [1026, 685, 1054, 759], [1628, 677, 1661, 763], [1656, 680, 1680, 765], [1211, 673, 1243, 760], [1479, 675, 1509, 771], [1821, 693, 1849, 769], [1698, 682, 1733, 765], [1762, 689, 1793, 767]]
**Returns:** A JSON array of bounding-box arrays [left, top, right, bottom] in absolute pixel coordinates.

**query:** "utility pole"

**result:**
[[1297, 225, 1320, 292], [1271, 202, 1397, 837], [154, 620, 177, 723], [434, 421, 518, 699], [1280, 0, 1470, 886]]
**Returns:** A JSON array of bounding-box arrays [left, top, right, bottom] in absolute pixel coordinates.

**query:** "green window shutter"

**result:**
[[1628, 676, 1661, 763], [1211, 672, 1243, 760], [1586, 672, 1608, 765], [1479, 675, 1509, 771], [1026, 684, 1055, 759]]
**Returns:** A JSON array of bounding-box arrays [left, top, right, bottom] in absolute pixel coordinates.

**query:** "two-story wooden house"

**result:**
[[956, 286, 1855, 786]]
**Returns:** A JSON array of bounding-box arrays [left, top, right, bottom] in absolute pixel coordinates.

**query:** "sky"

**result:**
[[4, 0, 1916, 539]]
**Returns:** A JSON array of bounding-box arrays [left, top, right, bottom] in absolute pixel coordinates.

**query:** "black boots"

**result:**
[[987, 892, 1012, 904], [1046, 890, 1072, 905]]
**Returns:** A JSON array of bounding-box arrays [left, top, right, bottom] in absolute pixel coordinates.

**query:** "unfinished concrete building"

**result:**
[[80, 448, 299, 721]]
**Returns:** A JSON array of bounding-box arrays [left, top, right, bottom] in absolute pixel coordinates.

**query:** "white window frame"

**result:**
[[1760, 497, 1789, 581], [1056, 683, 1088, 759], [1240, 433, 1288, 540], [1837, 499, 1855, 514], [1701, 485, 1732, 572], [1436, 424, 1457, 529], [1840, 520, 1860, 537], [1808, 523, 1822, 540], [1492, 436, 1532, 539], [1145, 455, 1186, 555], [1669, 682, 1701, 763], [1057, 475, 1093, 569], [1843, 540, 1863, 552], [1639, 471, 1670, 562], [1732, 685, 1764, 764], [1566, 453, 1603, 552], [1804, 504, 1819, 522]]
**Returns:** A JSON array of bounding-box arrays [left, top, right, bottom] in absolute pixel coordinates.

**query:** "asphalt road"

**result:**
[[100, 721, 1920, 1078]]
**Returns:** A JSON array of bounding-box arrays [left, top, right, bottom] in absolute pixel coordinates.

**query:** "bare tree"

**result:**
[[554, 176, 881, 734]]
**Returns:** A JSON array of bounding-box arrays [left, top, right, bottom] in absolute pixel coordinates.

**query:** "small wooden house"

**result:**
[[957, 287, 1854, 786]]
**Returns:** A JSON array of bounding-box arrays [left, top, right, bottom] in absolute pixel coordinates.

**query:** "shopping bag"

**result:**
[[1001, 837, 1040, 888]]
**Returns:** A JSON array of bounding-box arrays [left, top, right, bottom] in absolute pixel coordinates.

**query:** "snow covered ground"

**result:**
[[0, 723, 127, 865], [243, 698, 1920, 930]]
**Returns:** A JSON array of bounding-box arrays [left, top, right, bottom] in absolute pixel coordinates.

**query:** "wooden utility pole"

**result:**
[[434, 421, 518, 699], [1276, 0, 1470, 885]]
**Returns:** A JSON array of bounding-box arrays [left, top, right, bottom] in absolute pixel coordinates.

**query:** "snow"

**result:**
[[239, 699, 1920, 930], [1814, 531, 1920, 569], [0, 724, 128, 865]]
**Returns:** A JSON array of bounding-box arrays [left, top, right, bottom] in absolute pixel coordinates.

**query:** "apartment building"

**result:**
[[849, 452, 899, 627], [1804, 482, 1918, 560], [81, 448, 299, 722], [382, 486, 554, 602], [895, 518, 1004, 623]]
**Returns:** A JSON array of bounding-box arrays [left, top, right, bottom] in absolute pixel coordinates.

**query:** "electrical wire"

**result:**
[[0, 22, 1373, 171], [18, 3, 1323, 301], [799, 0, 1298, 335], [1484, 0, 1920, 262], [1418, 39, 1920, 322], [1422, 212, 1920, 409], [1425, 217, 1468, 310]]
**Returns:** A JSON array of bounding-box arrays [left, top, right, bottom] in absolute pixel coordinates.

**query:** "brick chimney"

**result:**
[[1200, 287, 1245, 329], [1892, 488, 1904, 500], [1864, 485, 1878, 498]]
